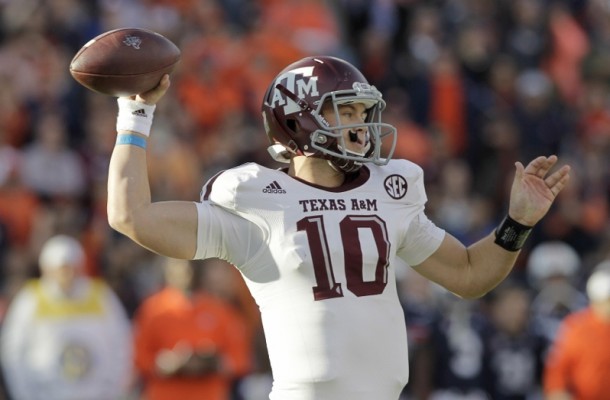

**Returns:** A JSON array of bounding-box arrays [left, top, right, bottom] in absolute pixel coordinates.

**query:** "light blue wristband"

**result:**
[[116, 134, 147, 150]]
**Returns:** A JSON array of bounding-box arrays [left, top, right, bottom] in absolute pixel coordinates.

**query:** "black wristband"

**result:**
[[494, 215, 533, 252]]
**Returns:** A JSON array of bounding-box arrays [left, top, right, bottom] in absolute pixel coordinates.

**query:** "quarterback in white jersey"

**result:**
[[107, 56, 570, 400], [195, 160, 444, 398]]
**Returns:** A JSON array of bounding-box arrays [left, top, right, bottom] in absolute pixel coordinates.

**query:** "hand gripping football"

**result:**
[[69, 27, 181, 97]]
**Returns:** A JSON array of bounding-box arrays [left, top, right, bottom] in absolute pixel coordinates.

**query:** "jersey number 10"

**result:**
[[297, 215, 390, 301]]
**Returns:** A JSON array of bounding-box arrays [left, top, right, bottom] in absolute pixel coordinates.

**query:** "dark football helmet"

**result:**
[[261, 56, 397, 172]]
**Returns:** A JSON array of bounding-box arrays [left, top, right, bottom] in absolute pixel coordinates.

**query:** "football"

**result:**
[[69, 27, 181, 97]]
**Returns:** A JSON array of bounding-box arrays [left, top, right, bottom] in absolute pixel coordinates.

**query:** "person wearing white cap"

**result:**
[[543, 261, 610, 400], [0, 234, 133, 400], [527, 241, 588, 349]]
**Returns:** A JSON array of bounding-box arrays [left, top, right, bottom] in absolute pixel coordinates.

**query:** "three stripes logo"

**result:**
[[262, 181, 286, 194], [132, 109, 147, 117]]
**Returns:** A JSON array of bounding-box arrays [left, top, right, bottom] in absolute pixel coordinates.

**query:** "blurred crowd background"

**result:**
[[0, 0, 609, 399]]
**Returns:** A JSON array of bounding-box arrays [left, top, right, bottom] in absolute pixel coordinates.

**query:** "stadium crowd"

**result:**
[[0, 0, 608, 399]]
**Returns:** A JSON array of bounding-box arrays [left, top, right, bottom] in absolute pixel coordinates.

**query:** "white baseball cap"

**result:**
[[39, 235, 85, 270], [587, 261, 610, 302], [527, 241, 580, 285]]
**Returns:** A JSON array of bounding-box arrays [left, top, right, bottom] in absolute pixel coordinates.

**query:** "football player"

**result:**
[[107, 56, 570, 400]]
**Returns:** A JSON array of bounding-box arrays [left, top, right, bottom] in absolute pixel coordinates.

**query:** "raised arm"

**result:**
[[413, 155, 571, 298], [107, 75, 198, 259]]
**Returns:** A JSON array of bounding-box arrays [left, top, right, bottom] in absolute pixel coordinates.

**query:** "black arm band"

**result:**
[[494, 215, 533, 252]]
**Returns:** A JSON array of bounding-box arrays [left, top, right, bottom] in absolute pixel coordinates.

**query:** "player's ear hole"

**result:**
[[286, 119, 298, 133]]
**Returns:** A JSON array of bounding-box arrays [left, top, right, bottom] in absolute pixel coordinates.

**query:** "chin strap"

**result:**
[[327, 160, 341, 172], [267, 144, 292, 163]]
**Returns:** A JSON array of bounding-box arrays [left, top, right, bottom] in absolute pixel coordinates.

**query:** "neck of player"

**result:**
[[289, 156, 345, 188]]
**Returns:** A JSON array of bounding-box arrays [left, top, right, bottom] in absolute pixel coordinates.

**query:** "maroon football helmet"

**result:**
[[261, 56, 397, 172]]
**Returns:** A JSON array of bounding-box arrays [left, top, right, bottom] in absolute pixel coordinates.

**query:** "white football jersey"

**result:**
[[194, 159, 445, 400]]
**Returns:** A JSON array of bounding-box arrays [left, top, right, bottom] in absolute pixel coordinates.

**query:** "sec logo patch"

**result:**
[[384, 174, 407, 199]]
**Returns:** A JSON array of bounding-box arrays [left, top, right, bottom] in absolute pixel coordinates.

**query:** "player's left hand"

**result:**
[[507, 155, 570, 226]]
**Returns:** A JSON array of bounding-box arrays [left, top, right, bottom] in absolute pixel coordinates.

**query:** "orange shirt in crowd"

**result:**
[[133, 287, 252, 400], [430, 53, 467, 157], [544, 5, 589, 105], [0, 186, 39, 248], [543, 307, 610, 400]]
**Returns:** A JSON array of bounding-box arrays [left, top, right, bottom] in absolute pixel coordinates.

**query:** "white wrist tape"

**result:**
[[116, 97, 156, 137]]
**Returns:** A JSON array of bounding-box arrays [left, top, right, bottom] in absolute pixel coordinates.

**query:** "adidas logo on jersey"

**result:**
[[262, 181, 286, 194], [132, 109, 147, 117]]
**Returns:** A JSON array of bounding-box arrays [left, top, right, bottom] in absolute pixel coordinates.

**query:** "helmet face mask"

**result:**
[[262, 56, 397, 172]]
